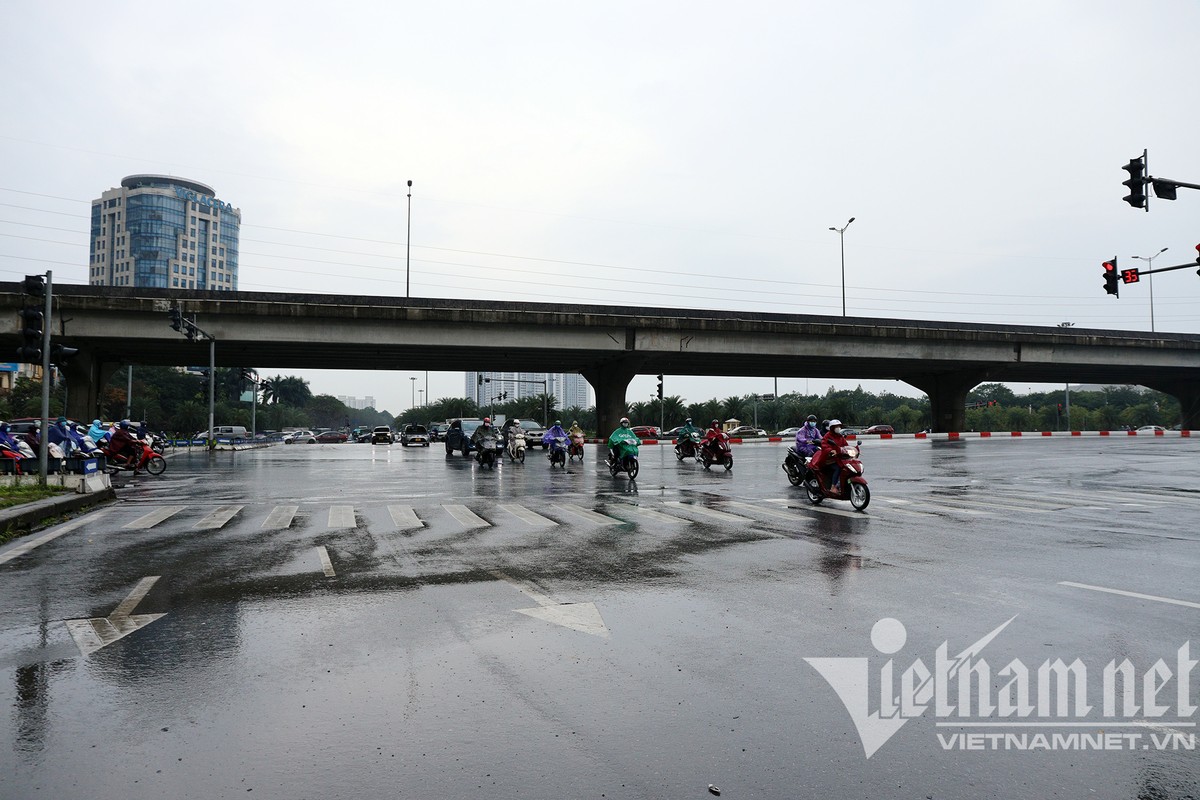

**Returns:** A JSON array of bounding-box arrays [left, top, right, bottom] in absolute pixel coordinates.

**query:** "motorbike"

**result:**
[[605, 438, 640, 480], [674, 431, 702, 463], [700, 433, 734, 471], [568, 432, 585, 462], [548, 435, 569, 468], [100, 440, 167, 476], [506, 431, 527, 463], [781, 446, 812, 486], [475, 435, 500, 470], [802, 443, 870, 511]]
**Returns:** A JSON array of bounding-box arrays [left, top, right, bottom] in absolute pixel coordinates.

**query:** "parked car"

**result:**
[[662, 425, 689, 438], [1136, 425, 1166, 433], [519, 419, 547, 448], [863, 424, 895, 435], [630, 425, 660, 439], [370, 426, 394, 444], [283, 429, 317, 444], [777, 426, 802, 437], [726, 425, 767, 437], [315, 430, 348, 443], [445, 419, 484, 455], [428, 423, 449, 442], [400, 424, 430, 446]]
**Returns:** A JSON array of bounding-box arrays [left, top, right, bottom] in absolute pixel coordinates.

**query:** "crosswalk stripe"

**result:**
[[725, 500, 809, 522], [500, 504, 558, 526], [444, 504, 490, 528], [558, 503, 624, 526], [880, 497, 991, 516], [193, 505, 244, 530], [792, 503, 869, 519], [261, 505, 299, 530], [626, 506, 692, 525], [388, 505, 424, 530], [328, 506, 356, 529], [317, 545, 336, 577], [122, 506, 187, 530], [924, 495, 1053, 514], [663, 501, 749, 523]]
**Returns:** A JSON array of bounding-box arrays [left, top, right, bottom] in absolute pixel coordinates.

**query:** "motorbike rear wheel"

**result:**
[[722, 455, 733, 471], [145, 455, 166, 475], [784, 464, 802, 486], [517, 448, 525, 464], [849, 482, 870, 511], [675, 448, 685, 462]]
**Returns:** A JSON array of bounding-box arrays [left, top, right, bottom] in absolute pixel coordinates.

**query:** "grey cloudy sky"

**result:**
[[4, 1, 1199, 414]]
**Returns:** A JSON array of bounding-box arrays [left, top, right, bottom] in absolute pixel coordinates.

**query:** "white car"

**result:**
[[283, 429, 317, 444], [1136, 425, 1166, 433]]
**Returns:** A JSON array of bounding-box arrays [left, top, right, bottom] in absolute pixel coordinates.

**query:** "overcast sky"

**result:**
[[4, 1, 1199, 415]]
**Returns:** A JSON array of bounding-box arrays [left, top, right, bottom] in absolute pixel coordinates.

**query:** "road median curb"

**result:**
[[0, 487, 116, 542]]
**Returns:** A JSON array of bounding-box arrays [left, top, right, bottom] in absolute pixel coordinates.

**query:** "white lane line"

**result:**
[[558, 503, 623, 526], [1059, 581, 1200, 610], [500, 504, 558, 527], [122, 506, 187, 530], [388, 505, 424, 530], [444, 504, 490, 528], [193, 505, 244, 530], [881, 497, 991, 517], [927, 496, 1052, 514], [317, 546, 336, 577], [328, 506, 356, 529], [663, 501, 750, 524], [785, 503, 868, 519], [0, 510, 110, 565], [261, 505, 299, 530], [725, 500, 811, 522]]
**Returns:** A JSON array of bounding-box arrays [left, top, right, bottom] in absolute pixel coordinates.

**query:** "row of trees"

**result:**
[[0, 372, 1180, 436]]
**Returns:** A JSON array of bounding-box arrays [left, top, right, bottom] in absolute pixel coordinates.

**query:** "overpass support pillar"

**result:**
[[61, 350, 121, 423], [582, 357, 644, 439], [901, 370, 988, 433], [1144, 378, 1200, 431]]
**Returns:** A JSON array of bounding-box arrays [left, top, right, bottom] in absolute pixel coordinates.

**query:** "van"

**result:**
[[196, 425, 249, 440]]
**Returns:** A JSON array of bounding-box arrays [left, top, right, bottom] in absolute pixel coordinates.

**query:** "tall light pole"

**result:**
[[1131, 246, 1167, 332], [829, 217, 855, 316], [406, 180, 413, 298], [410, 376, 416, 416]]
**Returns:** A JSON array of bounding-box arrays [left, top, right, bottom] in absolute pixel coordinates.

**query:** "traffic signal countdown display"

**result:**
[[1121, 267, 1140, 284]]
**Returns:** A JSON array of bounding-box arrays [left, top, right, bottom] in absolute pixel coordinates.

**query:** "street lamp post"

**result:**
[[410, 376, 416, 416], [406, 180, 413, 298], [1131, 246, 1167, 332], [829, 217, 855, 316]]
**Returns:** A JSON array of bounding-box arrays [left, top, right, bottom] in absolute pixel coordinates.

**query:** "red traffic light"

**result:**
[[1102, 258, 1120, 296]]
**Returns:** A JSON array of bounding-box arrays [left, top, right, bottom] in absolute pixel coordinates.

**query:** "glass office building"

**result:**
[[88, 175, 241, 290]]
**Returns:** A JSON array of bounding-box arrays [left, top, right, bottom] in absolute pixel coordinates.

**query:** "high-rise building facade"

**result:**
[[89, 175, 241, 290], [465, 371, 591, 411]]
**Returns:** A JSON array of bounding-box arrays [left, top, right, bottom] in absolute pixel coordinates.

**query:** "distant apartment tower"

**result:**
[[89, 175, 241, 290], [337, 395, 377, 410], [465, 371, 590, 410]]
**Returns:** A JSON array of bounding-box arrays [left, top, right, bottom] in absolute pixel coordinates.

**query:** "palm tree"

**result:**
[[272, 375, 312, 407]]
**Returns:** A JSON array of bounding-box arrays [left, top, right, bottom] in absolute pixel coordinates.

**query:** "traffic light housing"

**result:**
[[656, 374, 664, 400], [168, 306, 183, 332], [22, 274, 46, 298], [1196, 244, 1200, 277], [17, 307, 43, 362], [1122, 157, 1147, 209], [50, 343, 78, 365], [1103, 257, 1119, 296]]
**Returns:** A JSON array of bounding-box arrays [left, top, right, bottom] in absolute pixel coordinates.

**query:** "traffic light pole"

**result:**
[[37, 271, 52, 484]]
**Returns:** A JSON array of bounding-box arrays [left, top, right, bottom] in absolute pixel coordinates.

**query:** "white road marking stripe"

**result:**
[[111, 576, 160, 618], [628, 506, 692, 525], [927, 496, 1053, 514], [444, 504, 490, 528], [388, 505, 423, 530], [500, 504, 558, 526], [725, 500, 811, 522], [1058, 581, 1200, 610], [317, 546, 336, 577], [261, 505, 299, 530], [193, 505, 243, 530], [0, 510, 110, 565], [327, 506, 356, 529], [786, 503, 868, 519], [122, 506, 187, 530], [558, 503, 623, 526], [663, 501, 748, 523]]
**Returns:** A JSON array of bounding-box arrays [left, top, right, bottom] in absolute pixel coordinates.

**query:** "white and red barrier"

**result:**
[[585, 430, 1191, 444]]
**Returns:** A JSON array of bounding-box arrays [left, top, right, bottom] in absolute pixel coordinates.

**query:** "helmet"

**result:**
[[93, 419, 101, 426], [710, 419, 719, 427], [512, 419, 520, 424], [555, 420, 561, 426], [620, 417, 630, 427], [807, 414, 817, 422], [483, 417, 491, 424], [828, 419, 843, 429], [572, 420, 578, 426], [119, 420, 130, 429], [685, 417, 692, 424]]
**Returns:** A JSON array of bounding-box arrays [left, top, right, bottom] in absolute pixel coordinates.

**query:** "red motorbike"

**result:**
[[100, 440, 166, 475], [700, 433, 733, 471], [803, 443, 869, 510]]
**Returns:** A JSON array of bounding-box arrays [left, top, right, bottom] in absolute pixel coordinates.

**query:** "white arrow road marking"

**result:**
[[64, 576, 167, 656], [316, 546, 336, 577], [122, 506, 187, 530], [558, 503, 623, 526], [193, 505, 244, 530], [443, 504, 490, 528], [663, 501, 748, 524], [492, 571, 610, 637], [262, 505, 299, 530], [0, 510, 110, 565], [500, 504, 558, 526], [328, 506, 356, 528], [388, 505, 424, 530]]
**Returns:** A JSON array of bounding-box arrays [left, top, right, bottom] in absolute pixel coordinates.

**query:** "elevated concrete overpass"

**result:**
[[3, 284, 1199, 433]]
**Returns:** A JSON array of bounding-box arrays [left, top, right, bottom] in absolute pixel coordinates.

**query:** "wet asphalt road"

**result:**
[[1, 436, 1198, 799]]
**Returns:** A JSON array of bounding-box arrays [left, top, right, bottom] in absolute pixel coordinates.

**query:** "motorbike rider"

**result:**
[[108, 420, 142, 472], [568, 420, 585, 439], [543, 419, 568, 451], [812, 419, 849, 494], [676, 417, 701, 452], [472, 417, 498, 449], [500, 417, 519, 449], [0, 422, 23, 458], [48, 416, 78, 457], [607, 417, 640, 462], [88, 418, 109, 444], [794, 415, 823, 461]]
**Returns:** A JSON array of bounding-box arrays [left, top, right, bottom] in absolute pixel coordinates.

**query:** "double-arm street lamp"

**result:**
[[1131, 246, 1167, 332], [829, 217, 855, 316]]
